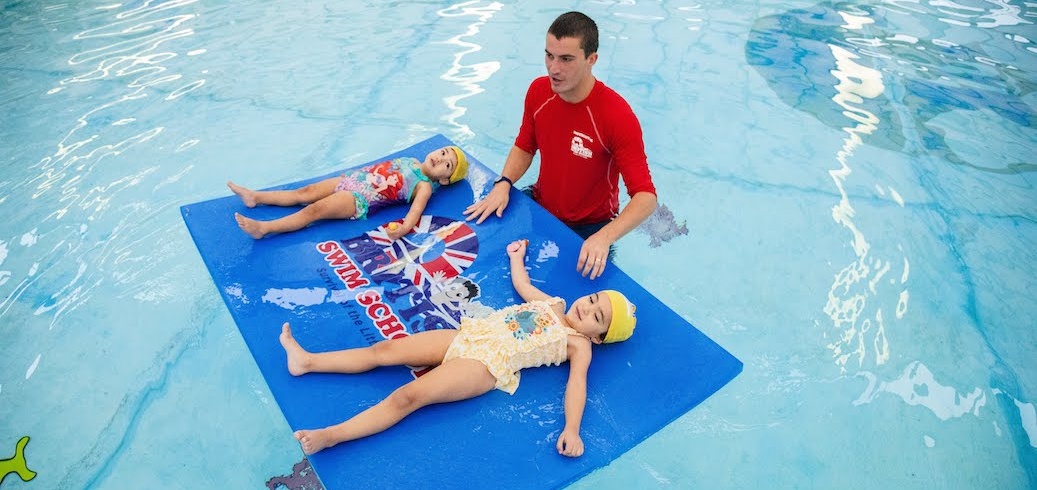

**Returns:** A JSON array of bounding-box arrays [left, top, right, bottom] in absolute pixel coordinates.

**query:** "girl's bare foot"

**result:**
[[235, 212, 267, 239], [279, 323, 313, 376], [294, 428, 338, 455], [227, 181, 258, 207]]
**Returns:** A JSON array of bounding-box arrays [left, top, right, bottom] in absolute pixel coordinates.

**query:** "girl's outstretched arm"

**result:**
[[388, 181, 433, 241], [557, 335, 593, 457], [506, 239, 551, 302]]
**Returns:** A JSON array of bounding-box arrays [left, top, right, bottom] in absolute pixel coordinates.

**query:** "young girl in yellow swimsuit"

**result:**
[[278, 239, 637, 458]]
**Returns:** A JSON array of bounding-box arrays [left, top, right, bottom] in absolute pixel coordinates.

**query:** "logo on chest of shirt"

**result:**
[[570, 131, 594, 159]]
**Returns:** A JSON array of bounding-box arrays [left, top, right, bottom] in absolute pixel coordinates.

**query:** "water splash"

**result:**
[[635, 203, 689, 247], [536, 241, 559, 263]]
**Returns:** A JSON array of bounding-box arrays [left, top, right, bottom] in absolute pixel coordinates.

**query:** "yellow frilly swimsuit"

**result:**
[[443, 297, 580, 394]]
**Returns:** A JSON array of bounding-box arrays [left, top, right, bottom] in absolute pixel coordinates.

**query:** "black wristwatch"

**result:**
[[494, 175, 513, 188]]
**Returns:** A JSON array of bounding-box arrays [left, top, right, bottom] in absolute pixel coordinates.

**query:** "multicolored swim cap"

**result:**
[[603, 290, 636, 344], [448, 146, 468, 184]]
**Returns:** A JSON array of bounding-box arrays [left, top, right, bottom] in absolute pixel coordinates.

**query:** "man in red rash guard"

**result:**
[[465, 11, 657, 280]]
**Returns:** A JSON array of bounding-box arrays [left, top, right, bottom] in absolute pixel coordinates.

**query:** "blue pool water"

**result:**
[[2, 1, 1035, 488]]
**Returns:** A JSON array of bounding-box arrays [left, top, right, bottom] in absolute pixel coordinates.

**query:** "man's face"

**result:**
[[544, 34, 597, 99]]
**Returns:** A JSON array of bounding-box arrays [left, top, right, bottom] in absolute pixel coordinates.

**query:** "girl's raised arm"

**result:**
[[506, 240, 551, 303]]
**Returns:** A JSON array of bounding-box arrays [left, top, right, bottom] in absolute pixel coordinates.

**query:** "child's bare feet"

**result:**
[[227, 181, 258, 207], [294, 428, 337, 455], [279, 322, 313, 376], [235, 212, 267, 239]]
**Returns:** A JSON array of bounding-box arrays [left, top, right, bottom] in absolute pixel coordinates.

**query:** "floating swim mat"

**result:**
[[180, 135, 742, 490]]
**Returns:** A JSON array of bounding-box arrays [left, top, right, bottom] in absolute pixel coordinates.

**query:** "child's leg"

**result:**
[[279, 323, 457, 375], [227, 176, 340, 208], [235, 190, 357, 239], [294, 358, 495, 454]]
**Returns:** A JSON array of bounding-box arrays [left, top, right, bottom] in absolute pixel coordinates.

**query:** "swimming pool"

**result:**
[[1, 0, 1034, 488]]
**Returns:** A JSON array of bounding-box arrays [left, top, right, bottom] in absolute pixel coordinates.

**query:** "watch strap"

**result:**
[[495, 175, 514, 187]]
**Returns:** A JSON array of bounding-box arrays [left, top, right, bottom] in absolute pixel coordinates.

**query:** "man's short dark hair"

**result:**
[[548, 11, 599, 57]]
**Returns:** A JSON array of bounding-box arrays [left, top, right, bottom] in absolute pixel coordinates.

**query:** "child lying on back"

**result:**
[[279, 239, 638, 457], [228, 146, 468, 241]]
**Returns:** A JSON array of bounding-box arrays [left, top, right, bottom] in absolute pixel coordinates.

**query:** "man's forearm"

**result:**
[[597, 191, 658, 244], [500, 146, 534, 183]]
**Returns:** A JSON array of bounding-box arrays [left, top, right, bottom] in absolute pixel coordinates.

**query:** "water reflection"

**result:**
[[746, 0, 1036, 468], [437, 2, 503, 139], [25, 1, 205, 222], [855, 360, 1037, 448], [855, 361, 985, 420], [745, 1, 1036, 174], [1, 0, 205, 461], [820, 43, 902, 372]]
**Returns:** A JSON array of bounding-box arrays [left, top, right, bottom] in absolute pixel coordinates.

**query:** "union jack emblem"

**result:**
[[369, 216, 478, 286]]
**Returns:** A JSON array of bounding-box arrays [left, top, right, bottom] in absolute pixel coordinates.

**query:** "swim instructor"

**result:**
[[464, 11, 657, 280]]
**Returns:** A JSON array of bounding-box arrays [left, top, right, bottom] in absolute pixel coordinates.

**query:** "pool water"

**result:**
[[1, 0, 1035, 488]]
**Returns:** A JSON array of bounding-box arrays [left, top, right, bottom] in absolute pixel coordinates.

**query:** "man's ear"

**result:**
[[588, 52, 598, 67]]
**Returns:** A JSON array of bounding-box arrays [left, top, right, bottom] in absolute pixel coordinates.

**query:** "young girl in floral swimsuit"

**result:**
[[228, 146, 468, 241], [277, 239, 637, 458]]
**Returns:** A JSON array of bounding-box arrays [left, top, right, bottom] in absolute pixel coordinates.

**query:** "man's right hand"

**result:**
[[463, 182, 511, 224]]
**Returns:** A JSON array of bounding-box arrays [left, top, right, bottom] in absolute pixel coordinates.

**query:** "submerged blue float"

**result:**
[[180, 135, 742, 490]]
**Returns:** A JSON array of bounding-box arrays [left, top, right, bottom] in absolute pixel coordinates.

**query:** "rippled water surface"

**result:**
[[1, 0, 1035, 488]]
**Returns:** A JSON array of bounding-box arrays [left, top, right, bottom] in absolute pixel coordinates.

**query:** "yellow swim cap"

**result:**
[[448, 146, 468, 184], [603, 290, 636, 344]]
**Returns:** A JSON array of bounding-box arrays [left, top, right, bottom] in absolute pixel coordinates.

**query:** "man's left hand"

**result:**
[[577, 231, 612, 280]]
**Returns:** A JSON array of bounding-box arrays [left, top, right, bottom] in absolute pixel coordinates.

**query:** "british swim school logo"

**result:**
[[314, 215, 486, 340], [570, 131, 593, 159]]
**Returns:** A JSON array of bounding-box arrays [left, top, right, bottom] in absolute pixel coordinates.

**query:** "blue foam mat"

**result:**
[[180, 135, 742, 490]]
